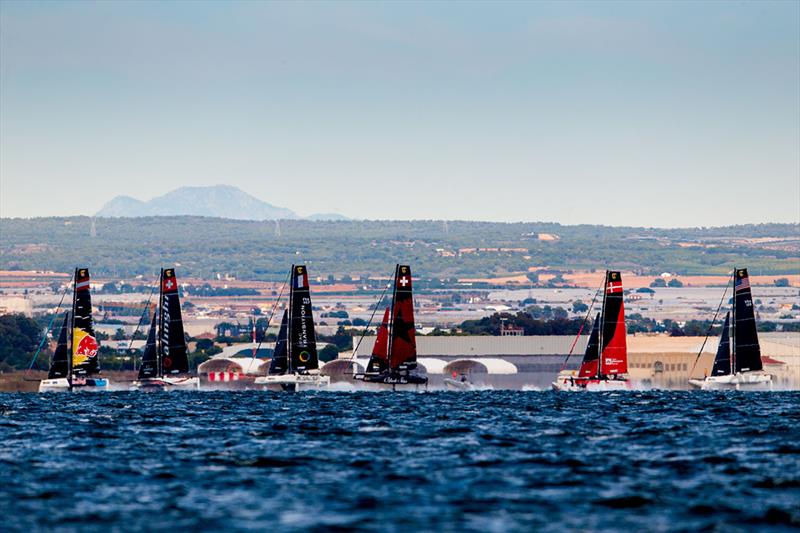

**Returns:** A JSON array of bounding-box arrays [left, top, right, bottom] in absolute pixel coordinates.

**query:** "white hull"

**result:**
[[551, 370, 632, 392], [39, 377, 109, 392], [131, 376, 200, 390], [689, 372, 772, 391], [255, 373, 330, 391]]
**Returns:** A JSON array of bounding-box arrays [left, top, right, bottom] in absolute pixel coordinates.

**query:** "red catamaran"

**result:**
[[354, 264, 428, 389], [552, 270, 631, 391]]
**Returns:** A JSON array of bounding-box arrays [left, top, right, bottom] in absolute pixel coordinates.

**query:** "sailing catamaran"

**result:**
[[131, 268, 198, 390], [689, 268, 772, 390], [552, 270, 631, 391], [39, 268, 108, 392], [354, 264, 428, 389], [254, 265, 330, 391]]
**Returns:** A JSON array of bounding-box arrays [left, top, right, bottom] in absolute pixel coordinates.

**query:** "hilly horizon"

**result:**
[[95, 185, 349, 221]]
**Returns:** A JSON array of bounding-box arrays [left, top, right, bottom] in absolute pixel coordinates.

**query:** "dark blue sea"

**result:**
[[1, 391, 798, 532]]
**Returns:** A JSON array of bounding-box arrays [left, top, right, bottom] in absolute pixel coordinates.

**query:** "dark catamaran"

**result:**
[[354, 264, 428, 388], [255, 265, 330, 390], [552, 270, 631, 391], [132, 268, 198, 389], [40, 268, 108, 392], [689, 268, 772, 390]]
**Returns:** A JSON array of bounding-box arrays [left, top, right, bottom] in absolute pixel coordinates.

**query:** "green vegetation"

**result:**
[[0, 217, 797, 280], [0, 314, 47, 371]]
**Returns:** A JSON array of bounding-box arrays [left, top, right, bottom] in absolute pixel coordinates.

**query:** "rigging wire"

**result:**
[[689, 270, 734, 377], [126, 279, 159, 372], [27, 272, 74, 371], [249, 271, 291, 369], [348, 281, 393, 361], [558, 275, 604, 372]]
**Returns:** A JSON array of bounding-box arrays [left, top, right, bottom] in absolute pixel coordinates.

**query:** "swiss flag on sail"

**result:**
[[162, 269, 179, 293]]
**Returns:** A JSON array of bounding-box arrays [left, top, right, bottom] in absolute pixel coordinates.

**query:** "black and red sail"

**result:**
[[159, 268, 189, 375], [388, 264, 417, 371], [366, 307, 390, 374], [599, 270, 627, 376], [71, 268, 100, 376], [578, 313, 601, 378], [288, 265, 319, 372]]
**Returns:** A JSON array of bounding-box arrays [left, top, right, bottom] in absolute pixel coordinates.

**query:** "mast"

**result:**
[[730, 268, 735, 375], [287, 264, 295, 373], [68, 268, 77, 380], [597, 270, 608, 378], [386, 264, 399, 365], [157, 268, 164, 378]]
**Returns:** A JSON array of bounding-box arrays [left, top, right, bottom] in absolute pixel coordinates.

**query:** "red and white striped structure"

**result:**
[[207, 372, 241, 382]]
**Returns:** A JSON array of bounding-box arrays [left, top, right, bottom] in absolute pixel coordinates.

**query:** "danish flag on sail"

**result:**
[[600, 270, 628, 375]]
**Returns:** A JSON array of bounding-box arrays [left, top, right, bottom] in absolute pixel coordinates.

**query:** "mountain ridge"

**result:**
[[95, 185, 348, 221]]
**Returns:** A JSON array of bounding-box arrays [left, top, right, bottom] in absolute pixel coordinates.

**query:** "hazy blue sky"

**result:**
[[1, 1, 798, 226]]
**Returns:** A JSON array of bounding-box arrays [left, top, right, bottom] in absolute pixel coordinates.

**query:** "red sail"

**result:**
[[600, 270, 628, 375], [372, 307, 390, 360], [365, 307, 390, 374], [388, 264, 417, 370]]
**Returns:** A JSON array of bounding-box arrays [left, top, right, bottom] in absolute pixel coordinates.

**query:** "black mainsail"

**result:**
[[288, 265, 319, 373], [137, 268, 190, 379], [732, 268, 762, 373], [71, 268, 100, 377], [160, 268, 189, 375], [711, 312, 732, 377], [47, 312, 71, 379]]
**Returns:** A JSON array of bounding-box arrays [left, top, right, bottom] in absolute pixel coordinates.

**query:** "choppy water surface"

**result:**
[[1, 391, 798, 532]]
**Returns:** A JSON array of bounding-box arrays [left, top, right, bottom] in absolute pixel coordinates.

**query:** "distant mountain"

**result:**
[[96, 185, 307, 220], [307, 212, 351, 221]]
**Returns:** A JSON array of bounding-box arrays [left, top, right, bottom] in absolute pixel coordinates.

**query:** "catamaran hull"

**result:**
[[688, 372, 772, 391], [255, 373, 330, 391], [353, 372, 428, 390], [38, 377, 109, 392], [131, 376, 200, 390], [551, 377, 632, 391]]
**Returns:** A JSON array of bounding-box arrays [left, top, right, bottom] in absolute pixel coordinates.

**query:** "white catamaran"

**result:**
[[689, 268, 772, 390], [40, 268, 109, 392], [131, 268, 199, 390], [552, 270, 631, 391], [254, 264, 330, 391]]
